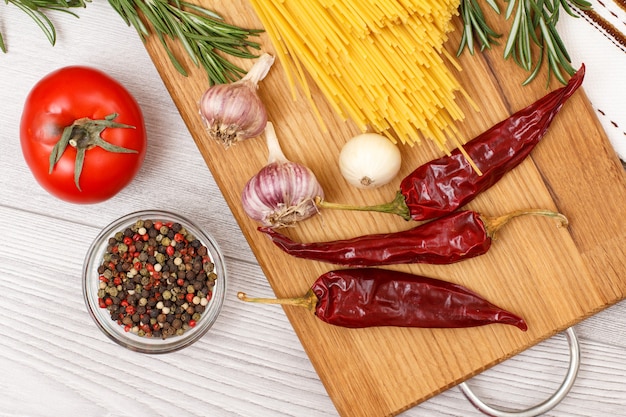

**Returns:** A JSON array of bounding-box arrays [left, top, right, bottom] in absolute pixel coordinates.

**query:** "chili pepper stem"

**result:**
[[484, 209, 568, 239], [315, 191, 411, 221], [237, 290, 318, 314]]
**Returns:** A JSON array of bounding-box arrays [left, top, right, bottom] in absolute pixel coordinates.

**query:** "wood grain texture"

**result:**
[[2, 2, 626, 416], [140, 2, 626, 417]]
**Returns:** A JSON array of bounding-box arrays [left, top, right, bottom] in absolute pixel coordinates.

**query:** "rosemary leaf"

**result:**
[[505, 0, 516, 19], [485, 0, 499, 11], [1, 0, 89, 51], [503, 1, 523, 60], [158, 32, 189, 77], [560, 0, 577, 17], [182, 2, 220, 20], [109, 0, 263, 85], [522, 47, 544, 86], [457, 0, 501, 56], [457, 0, 592, 85]]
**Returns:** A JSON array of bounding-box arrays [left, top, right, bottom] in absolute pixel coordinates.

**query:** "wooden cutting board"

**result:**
[[143, 2, 626, 416]]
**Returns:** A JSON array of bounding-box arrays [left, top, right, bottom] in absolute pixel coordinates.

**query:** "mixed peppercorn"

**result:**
[[96, 219, 217, 339]]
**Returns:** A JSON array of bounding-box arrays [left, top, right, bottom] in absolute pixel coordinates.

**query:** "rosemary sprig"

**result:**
[[107, 0, 264, 84], [457, 0, 592, 85], [458, 0, 501, 55], [3, 0, 263, 84], [1, 0, 90, 52]]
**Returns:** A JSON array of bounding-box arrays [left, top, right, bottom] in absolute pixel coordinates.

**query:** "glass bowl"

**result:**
[[82, 210, 226, 354]]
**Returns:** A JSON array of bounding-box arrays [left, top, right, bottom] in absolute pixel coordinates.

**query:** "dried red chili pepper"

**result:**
[[259, 209, 567, 267], [238, 268, 527, 330], [317, 65, 585, 221]]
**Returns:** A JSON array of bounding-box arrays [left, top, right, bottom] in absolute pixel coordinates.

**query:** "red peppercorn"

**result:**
[[98, 298, 106, 308], [185, 293, 194, 303], [174, 233, 185, 243], [177, 278, 185, 287], [154, 221, 163, 230], [113, 276, 122, 286], [105, 298, 114, 306], [188, 319, 197, 327], [166, 246, 175, 256], [123, 236, 133, 245]]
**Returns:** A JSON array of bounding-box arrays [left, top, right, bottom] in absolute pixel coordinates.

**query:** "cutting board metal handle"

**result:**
[[458, 327, 580, 416]]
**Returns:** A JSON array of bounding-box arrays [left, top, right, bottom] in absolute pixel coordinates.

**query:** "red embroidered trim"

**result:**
[[578, 1, 626, 51]]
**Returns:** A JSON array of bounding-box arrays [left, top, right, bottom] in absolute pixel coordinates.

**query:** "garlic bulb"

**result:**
[[242, 122, 324, 228], [199, 53, 275, 148], [338, 133, 402, 189]]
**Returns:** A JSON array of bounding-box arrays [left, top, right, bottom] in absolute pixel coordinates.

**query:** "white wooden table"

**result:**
[[1, 3, 625, 416]]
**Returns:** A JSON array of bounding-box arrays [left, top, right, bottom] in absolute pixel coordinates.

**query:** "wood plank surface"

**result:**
[[141, 2, 626, 416]]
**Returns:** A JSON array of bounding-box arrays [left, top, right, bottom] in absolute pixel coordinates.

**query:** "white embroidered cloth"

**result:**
[[558, 0, 626, 162]]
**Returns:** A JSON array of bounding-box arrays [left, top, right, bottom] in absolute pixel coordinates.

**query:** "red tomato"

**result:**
[[20, 66, 147, 204]]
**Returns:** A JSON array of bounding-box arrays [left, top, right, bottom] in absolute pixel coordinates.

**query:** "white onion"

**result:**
[[339, 133, 402, 189], [241, 122, 324, 228]]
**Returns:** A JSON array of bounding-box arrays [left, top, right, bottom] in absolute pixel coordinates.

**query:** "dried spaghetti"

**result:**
[[248, 0, 473, 152]]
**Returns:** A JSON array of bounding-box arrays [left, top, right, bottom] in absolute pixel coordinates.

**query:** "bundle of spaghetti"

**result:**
[[249, 0, 470, 151]]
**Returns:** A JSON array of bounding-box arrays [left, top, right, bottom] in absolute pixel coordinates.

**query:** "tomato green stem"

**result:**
[[49, 113, 137, 191]]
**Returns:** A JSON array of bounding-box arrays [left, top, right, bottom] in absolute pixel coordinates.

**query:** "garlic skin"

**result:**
[[242, 122, 324, 228], [338, 133, 402, 189], [199, 53, 275, 148]]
